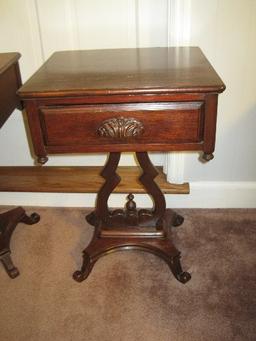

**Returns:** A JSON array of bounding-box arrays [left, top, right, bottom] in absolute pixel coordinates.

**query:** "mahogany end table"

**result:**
[[0, 52, 40, 278], [18, 47, 225, 283]]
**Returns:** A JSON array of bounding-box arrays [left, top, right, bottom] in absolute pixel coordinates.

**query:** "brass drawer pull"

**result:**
[[97, 117, 144, 138]]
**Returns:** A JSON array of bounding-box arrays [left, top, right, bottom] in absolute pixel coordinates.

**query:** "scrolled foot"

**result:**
[[0, 252, 20, 279], [73, 264, 93, 282], [169, 253, 191, 284], [73, 270, 88, 282], [73, 252, 94, 283], [21, 212, 40, 225], [8, 266, 20, 279], [172, 214, 184, 227], [176, 271, 191, 284]]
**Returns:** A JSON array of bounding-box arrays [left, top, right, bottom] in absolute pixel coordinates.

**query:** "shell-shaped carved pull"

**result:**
[[97, 117, 144, 138]]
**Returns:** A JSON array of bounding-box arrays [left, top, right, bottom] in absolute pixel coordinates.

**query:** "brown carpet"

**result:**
[[0, 207, 255, 341]]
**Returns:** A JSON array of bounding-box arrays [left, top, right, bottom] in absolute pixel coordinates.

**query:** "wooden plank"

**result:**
[[0, 166, 189, 194]]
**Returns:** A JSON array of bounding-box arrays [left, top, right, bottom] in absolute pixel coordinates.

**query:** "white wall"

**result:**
[[184, 0, 256, 182], [0, 0, 255, 208]]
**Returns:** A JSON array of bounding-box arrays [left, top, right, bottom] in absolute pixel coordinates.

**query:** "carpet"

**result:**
[[0, 207, 255, 341]]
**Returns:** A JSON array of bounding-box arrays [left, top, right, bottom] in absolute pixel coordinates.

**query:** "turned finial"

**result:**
[[126, 193, 136, 212]]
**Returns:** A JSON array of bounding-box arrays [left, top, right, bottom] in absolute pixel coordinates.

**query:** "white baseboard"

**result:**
[[167, 181, 256, 208], [0, 181, 255, 208]]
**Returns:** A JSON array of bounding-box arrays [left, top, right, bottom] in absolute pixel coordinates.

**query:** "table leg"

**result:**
[[74, 152, 191, 284], [0, 207, 40, 278]]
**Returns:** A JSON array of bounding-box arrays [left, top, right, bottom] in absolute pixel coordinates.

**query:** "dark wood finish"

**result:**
[[76, 153, 190, 284], [18, 47, 225, 98], [202, 93, 219, 160], [135, 152, 166, 227], [39, 102, 204, 153], [89, 152, 121, 227], [18, 48, 225, 162], [0, 207, 40, 278], [19, 47, 225, 283], [86, 152, 166, 230], [0, 52, 22, 128], [97, 117, 144, 138], [0, 53, 21, 74], [73, 209, 191, 284], [0, 166, 189, 194], [0, 52, 40, 278], [25, 100, 48, 164]]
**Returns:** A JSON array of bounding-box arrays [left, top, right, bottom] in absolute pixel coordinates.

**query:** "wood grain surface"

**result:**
[[18, 47, 225, 98], [0, 166, 189, 194]]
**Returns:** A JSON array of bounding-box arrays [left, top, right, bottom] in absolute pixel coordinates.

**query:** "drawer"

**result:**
[[39, 102, 204, 151]]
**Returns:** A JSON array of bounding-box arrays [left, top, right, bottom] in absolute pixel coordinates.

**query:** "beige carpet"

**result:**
[[0, 206, 255, 341]]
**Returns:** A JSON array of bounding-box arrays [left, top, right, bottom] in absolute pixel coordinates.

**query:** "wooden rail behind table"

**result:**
[[0, 166, 189, 194]]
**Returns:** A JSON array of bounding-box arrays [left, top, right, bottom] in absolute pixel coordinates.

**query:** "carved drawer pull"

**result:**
[[97, 117, 144, 138]]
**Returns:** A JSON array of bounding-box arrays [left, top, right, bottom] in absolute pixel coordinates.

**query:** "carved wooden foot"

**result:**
[[0, 252, 19, 278], [73, 252, 95, 282], [169, 253, 191, 283], [0, 207, 40, 278], [172, 213, 184, 227]]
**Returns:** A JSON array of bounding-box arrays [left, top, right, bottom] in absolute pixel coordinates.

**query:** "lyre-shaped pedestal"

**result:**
[[73, 152, 191, 284]]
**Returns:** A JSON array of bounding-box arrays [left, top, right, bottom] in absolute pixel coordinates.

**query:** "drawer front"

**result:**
[[39, 102, 204, 149]]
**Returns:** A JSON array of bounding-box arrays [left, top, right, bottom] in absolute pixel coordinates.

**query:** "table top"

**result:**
[[18, 47, 225, 99], [0, 52, 21, 75]]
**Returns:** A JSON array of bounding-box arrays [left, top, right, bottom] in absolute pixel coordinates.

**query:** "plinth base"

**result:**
[[73, 209, 191, 284]]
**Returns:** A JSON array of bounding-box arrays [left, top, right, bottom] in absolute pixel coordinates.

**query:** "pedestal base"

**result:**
[[73, 152, 191, 284], [73, 209, 191, 284], [0, 207, 40, 278]]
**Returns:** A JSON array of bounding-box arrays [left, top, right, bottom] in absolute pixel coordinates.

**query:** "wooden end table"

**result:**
[[18, 47, 225, 283], [0, 53, 40, 278]]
